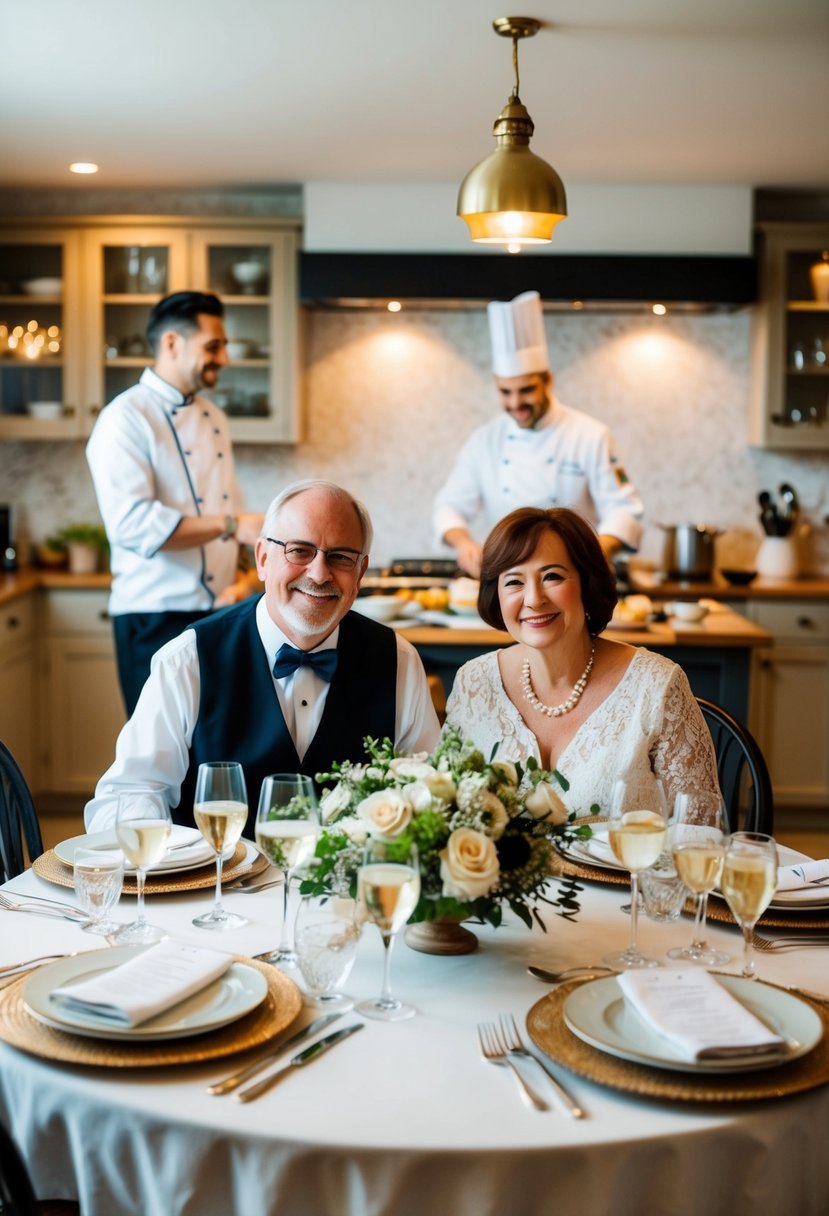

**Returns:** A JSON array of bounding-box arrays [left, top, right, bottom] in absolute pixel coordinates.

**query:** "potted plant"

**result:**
[[45, 523, 109, 574]]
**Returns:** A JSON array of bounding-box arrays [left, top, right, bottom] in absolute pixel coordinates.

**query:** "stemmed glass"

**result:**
[[357, 837, 420, 1022], [295, 895, 361, 1012], [73, 847, 124, 937], [192, 761, 249, 931], [254, 774, 319, 967], [668, 790, 729, 966], [114, 794, 172, 944], [604, 779, 668, 970], [721, 832, 778, 978]]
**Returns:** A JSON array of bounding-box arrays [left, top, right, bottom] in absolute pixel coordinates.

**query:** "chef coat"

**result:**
[[433, 397, 643, 550], [86, 368, 245, 616]]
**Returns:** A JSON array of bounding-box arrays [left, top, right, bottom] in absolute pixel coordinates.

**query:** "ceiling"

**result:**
[[1, 0, 829, 194]]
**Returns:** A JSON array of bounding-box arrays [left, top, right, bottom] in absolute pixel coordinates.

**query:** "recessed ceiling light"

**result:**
[[387, 300, 402, 313], [69, 162, 99, 175]]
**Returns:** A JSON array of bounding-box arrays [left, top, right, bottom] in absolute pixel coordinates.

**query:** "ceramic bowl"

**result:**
[[719, 568, 758, 587], [231, 261, 264, 289], [448, 577, 480, 616], [352, 597, 400, 623], [27, 401, 63, 420], [21, 277, 63, 296], [226, 339, 254, 360], [667, 600, 709, 623]]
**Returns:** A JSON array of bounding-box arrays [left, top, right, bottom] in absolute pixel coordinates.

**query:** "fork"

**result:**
[[224, 877, 284, 894], [751, 929, 829, 953], [499, 1014, 585, 1119], [477, 1022, 549, 1111], [0, 892, 88, 922]]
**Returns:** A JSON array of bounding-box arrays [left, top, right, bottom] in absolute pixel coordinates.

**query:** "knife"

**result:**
[[207, 1011, 343, 1094], [234, 1023, 364, 1103]]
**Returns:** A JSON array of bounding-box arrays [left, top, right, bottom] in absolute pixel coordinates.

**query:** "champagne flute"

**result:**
[[255, 774, 319, 967], [721, 832, 778, 978], [192, 761, 249, 931], [604, 779, 667, 969], [114, 793, 172, 944], [357, 837, 420, 1022], [668, 790, 729, 966], [73, 847, 124, 937]]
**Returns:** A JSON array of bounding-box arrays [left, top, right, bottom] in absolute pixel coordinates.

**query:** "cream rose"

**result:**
[[491, 760, 519, 788], [420, 770, 456, 802], [339, 816, 370, 846], [478, 790, 509, 840], [319, 783, 351, 822], [357, 789, 413, 837], [388, 755, 431, 779], [402, 781, 434, 813], [439, 828, 500, 900], [524, 780, 569, 825]]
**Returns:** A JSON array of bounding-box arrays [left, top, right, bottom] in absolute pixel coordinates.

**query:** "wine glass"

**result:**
[[357, 837, 420, 1022], [114, 793, 172, 944], [604, 779, 668, 970], [73, 847, 124, 937], [721, 832, 778, 978], [254, 774, 319, 967], [295, 895, 361, 1012], [192, 761, 249, 931], [668, 790, 730, 966]]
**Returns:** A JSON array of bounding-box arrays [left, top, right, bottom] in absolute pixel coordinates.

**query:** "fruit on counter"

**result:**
[[612, 595, 653, 624], [395, 587, 450, 610]]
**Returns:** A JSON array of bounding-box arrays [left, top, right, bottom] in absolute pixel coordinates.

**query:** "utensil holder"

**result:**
[[755, 536, 799, 581]]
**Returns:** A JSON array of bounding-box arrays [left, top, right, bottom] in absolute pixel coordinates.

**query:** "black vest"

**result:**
[[174, 596, 397, 833]]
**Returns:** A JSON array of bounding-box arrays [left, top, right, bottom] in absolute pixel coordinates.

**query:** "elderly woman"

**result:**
[[444, 507, 718, 817]]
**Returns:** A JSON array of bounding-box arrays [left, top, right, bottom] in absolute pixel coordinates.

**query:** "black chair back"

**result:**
[[0, 1121, 39, 1216], [0, 740, 43, 883], [696, 698, 774, 835]]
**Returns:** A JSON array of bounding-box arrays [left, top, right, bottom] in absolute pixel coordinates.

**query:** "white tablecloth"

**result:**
[[1, 856, 828, 1216]]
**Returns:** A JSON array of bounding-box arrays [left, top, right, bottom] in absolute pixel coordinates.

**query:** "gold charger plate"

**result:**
[[526, 980, 829, 1102], [705, 893, 829, 931], [31, 843, 268, 895], [0, 956, 301, 1068]]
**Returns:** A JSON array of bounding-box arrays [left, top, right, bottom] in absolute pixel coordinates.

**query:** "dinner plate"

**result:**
[[563, 974, 823, 1074], [55, 829, 217, 875], [418, 610, 490, 630], [23, 946, 268, 1042], [711, 844, 829, 911], [558, 826, 627, 872]]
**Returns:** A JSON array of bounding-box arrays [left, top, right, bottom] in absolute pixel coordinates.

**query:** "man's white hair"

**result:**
[[261, 480, 373, 554]]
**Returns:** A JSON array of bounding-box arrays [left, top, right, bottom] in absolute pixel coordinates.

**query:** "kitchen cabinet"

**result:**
[[40, 590, 125, 795], [0, 594, 37, 786], [750, 222, 829, 450], [747, 598, 829, 810], [0, 217, 300, 444]]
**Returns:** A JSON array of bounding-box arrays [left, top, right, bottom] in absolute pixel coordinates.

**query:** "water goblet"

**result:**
[[721, 832, 778, 978], [192, 761, 249, 931], [73, 847, 124, 936], [357, 837, 420, 1022], [604, 779, 667, 969], [639, 851, 687, 923], [295, 895, 361, 1012], [668, 790, 729, 966], [254, 774, 319, 967], [114, 793, 172, 944]]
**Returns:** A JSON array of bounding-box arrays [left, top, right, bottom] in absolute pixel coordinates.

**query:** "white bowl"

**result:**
[[231, 261, 264, 288], [667, 600, 709, 623], [226, 339, 253, 360], [352, 597, 400, 623], [448, 577, 480, 616], [21, 277, 63, 296], [27, 401, 63, 420]]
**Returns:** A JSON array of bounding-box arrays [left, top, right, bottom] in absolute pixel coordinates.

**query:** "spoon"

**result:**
[[527, 964, 616, 984]]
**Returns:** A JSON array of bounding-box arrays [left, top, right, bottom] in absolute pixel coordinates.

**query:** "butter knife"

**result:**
[[234, 1023, 364, 1103], [208, 1011, 342, 1095]]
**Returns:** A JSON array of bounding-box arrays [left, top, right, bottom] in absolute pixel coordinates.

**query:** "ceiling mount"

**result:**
[[492, 17, 541, 40]]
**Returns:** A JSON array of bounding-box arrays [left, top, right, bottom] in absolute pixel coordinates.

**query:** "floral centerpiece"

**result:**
[[300, 727, 591, 955]]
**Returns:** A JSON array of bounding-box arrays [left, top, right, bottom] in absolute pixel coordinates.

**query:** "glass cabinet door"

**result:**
[[0, 229, 83, 438]]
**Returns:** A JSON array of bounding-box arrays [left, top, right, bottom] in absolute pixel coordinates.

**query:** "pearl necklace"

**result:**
[[520, 644, 596, 718]]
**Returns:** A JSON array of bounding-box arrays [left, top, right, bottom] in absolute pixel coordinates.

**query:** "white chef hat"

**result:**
[[487, 290, 549, 377]]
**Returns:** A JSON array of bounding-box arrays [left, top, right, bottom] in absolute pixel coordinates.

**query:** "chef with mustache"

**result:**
[[85, 479, 440, 834], [433, 290, 644, 577]]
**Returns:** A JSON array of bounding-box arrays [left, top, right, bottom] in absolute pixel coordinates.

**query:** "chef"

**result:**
[[432, 290, 644, 576]]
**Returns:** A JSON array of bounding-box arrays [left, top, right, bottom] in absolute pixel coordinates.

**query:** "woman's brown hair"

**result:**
[[477, 507, 618, 634]]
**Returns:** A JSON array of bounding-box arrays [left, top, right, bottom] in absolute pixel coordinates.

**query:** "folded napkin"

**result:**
[[618, 969, 785, 1061], [777, 859, 829, 892], [50, 940, 233, 1028], [585, 830, 621, 867]]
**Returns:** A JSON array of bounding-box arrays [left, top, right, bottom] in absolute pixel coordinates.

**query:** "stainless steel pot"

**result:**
[[661, 524, 720, 580]]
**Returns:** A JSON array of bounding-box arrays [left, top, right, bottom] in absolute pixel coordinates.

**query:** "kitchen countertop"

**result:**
[[628, 572, 829, 600], [0, 567, 110, 606]]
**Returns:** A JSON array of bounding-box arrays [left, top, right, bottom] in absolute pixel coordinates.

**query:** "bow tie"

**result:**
[[272, 643, 338, 683]]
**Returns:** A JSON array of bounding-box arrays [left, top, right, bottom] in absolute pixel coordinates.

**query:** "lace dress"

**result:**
[[444, 648, 719, 818]]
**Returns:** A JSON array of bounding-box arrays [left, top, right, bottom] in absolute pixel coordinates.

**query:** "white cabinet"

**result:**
[[0, 594, 37, 786], [748, 599, 829, 809], [41, 590, 125, 795]]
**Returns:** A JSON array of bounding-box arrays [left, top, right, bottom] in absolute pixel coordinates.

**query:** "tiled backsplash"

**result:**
[[3, 308, 828, 572]]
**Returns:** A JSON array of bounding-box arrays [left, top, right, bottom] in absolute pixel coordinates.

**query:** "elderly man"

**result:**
[[433, 290, 644, 577], [85, 480, 440, 834]]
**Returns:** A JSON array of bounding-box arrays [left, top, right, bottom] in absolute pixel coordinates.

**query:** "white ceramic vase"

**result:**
[[755, 536, 799, 581]]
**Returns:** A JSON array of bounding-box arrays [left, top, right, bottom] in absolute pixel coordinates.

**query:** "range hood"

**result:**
[[299, 252, 756, 312]]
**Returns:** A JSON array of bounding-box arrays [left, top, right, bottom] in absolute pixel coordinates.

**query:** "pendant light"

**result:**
[[457, 16, 567, 249]]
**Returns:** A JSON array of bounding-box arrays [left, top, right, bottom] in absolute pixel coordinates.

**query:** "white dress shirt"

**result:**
[[84, 598, 441, 831], [433, 397, 643, 550], [86, 368, 246, 615]]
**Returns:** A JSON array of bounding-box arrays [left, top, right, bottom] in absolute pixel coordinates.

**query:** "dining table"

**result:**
[[1, 844, 828, 1216]]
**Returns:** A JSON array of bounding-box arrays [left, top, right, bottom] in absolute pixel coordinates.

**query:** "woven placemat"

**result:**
[[705, 893, 829, 931], [0, 956, 301, 1068], [32, 844, 268, 895], [526, 980, 829, 1103]]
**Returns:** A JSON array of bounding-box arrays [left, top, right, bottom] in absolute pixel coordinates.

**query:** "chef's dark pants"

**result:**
[[113, 610, 210, 717]]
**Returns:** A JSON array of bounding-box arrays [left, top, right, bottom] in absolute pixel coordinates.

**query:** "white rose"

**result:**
[[339, 816, 369, 846], [319, 783, 351, 822], [478, 790, 509, 840], [402, 781, 434, 813], [491, 760, 519, 788], [388, 754, 431, 778], [357, 789, 413, 837], [420, 770, 456, 802], [439, 828, 500, 900], [524, 780, 569, 825]]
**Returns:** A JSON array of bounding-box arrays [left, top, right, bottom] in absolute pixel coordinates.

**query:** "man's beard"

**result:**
[[281, 576, 345, 638]]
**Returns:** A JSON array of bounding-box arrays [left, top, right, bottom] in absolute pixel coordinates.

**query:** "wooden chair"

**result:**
[[0, 740, 44, 883], [696, 697, 774, 835]]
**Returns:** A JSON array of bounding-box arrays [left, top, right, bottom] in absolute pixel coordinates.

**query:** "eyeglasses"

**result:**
[[267, 538, 363, 572]]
